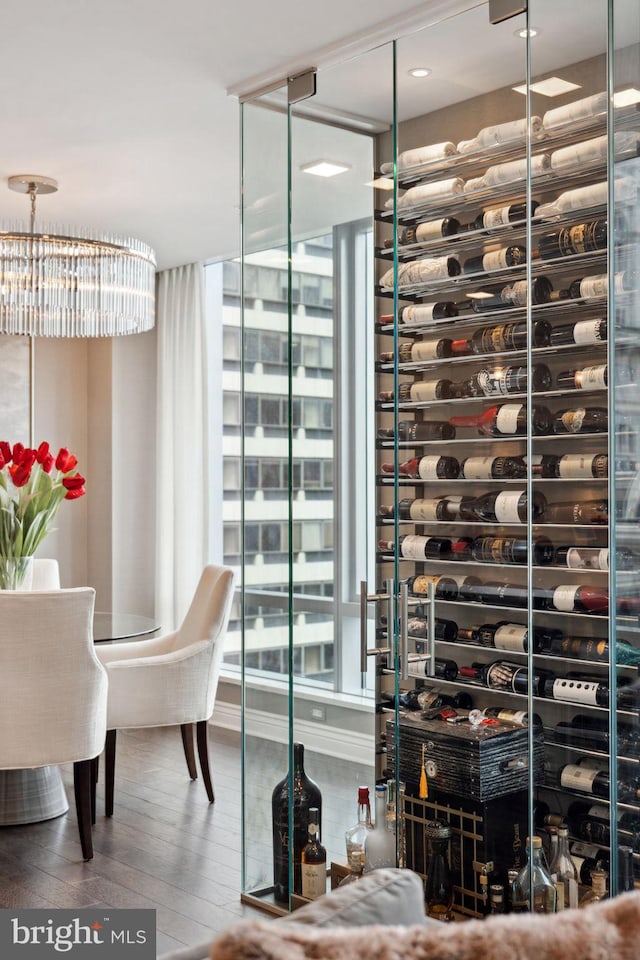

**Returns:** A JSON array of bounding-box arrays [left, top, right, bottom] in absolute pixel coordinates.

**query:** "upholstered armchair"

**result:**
[[0, 588, 107, 859], [95, 564, 235, 815]]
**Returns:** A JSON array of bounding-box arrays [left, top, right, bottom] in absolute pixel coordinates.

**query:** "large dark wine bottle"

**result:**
[[460, 363, 551, 398], [538, 219, 607, 260], [470, 276, 552, 313], [478, 581, 529, 608], [541, 499, 608, 525], [460, 456, 527, 479], [471, 536, 554, 565], [552, 408, 608, 435], [272, 743, 322, 901], [381, 455, 460, 480], [466, 490, 547, 523], [377, 420, 456, 442], [549, 318, 607, 347], [555, 364, 607, 391], [530, 453, 608, 479], [463, 245, 526, 274], [450, 402, 552, 437]]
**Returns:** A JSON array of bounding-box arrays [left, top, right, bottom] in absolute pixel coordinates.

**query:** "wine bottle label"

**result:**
[[485, 661, 524, 692], [462, 457, 496, 479], [560, 765, 600, 791], [496, 708, 527, 724], [301, 862, 326, 899], [411, 575, 441, 593], [409, 500, 442, 521], [572, 319, 606, 344], [494, 624, 528, 652], [565, 548, 609, 571], [418, 456, 445, 480], [579, 276, 608, 299], [411, 340, 443, 360], [508, 280, 528, 306], [553, 585, 579, 612], [483, 206, 511, 229], [587, 804, 610, 819], [575, 365, 607, 389], [553, 678, 600, 706], [416, 219, 447, 242], [494, 490, 525, 523], [410, 381, 442, 401], [558, 454, 602, 478], [401, 535, 429, 559], [571, 841, 602, 859], [559, 408, 586, 433], [495, 404, 523, 434], [402, 303, 443, 324], [483, 249, 511, 271]]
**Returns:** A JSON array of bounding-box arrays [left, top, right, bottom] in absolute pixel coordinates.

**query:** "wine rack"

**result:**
[[374, 78, 640, 906]]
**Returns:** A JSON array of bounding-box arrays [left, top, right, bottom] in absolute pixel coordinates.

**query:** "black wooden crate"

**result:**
[[386, 713, 544, 802]]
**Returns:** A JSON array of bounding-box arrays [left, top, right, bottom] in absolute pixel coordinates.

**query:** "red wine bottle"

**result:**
[[460, 363, 551, 398], [455, 318, 552, 356], [530, 454, 608, 478], [474, 200, 539, 231], [408, 574, 459, 601], [537, 584, 608, 614], [450, 403, 552, 437], [381, 455, 460, 479], [466, 490, 547, 523], [475, 620, 560, 653], [378, 338, 454, 364], [377, 420, 456, 442], [549, 318, 607, 347], [553, 547, 609, 570], [560, 764, 640, 804], [460, 456, 526, 479], [552, 408, 608, 435], [471, 536, 554, 565], [399, 217, 460, 243], [378, 535, 452, 560], [538, 220, 607, 260], [463, 245, 526, 274], [470, 276, 552, 313], [378, 379, 454, 402], [378, 497, 463, 522], [541, 500, 608, 525], [399, 302, 459, 323], [555, 365, 607, 391]]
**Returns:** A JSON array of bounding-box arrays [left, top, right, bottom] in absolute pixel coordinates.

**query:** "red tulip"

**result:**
[[62, 472, 86, 491], [41, 453, 55, 474], [36, 441, 50, 464], [21, 449, 36, 470], [12, 443, 25, 464], [55, 447, 78, 472], [9, 463, 31, 487], [64, 485, 86, 500], [0, 441, 11, 463]]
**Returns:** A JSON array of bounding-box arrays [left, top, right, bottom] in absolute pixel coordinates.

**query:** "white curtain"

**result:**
[[155, 263, 209, 631]]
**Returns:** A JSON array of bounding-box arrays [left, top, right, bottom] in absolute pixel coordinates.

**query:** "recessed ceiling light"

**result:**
[[366, 177, 394, 190], [409, 67, 432, 79], [513, 77, 582, 97], [301, 160, 351, 178], [514, 27, 540, 38], [614, 87, 640, 107]]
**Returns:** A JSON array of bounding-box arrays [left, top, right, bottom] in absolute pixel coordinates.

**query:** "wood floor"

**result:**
[[0, 726, 265, 956]]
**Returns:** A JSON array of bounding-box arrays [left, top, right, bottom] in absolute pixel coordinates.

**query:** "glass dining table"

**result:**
[[0, 611, 160, 826]]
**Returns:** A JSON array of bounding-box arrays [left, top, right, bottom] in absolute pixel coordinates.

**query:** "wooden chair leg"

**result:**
[[90, 757, 98, 824], [196, 720, 214, 803], [105, 729, 117, 817], [180, 723, 197, 780], [73, 758, 94, 861]]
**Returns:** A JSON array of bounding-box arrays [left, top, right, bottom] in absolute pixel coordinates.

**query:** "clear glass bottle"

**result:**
[[363, 783, 396, 871], [579, 868, 608, 907], [425, 820, 454, 922], [301, 807, 327, 900], [338, 849, 365, 886], [512, 836, 557, 913], [550, 825, 579, 910], [344, 785, 372, 861]]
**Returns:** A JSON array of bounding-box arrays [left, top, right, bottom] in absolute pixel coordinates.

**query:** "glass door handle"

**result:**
[[399, 580, 409, 680], [360, 579, 392, 673]]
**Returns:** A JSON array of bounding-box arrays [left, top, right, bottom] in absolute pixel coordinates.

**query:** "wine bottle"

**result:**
[[541, 500, 608, 525], [378, 379, 454, 403], [463, 245, 526, 275], [470, 276, 552, 313], [301, 807, 327, 900], [555, 364, 608, 391], [554, 547, 609, 571], [552, 408, 608, 435], [460, 363, 552, 398], [560, 764, 640, 804], [378, 338, 453, 363], [484, 706, 542, 726], [460, 456, 527, 480], [407, 656, 458, 681], [556, 717, 640, 757], [538, 219, 607, 260], [476, 621, 560, 654], [460, 660, 552, 696], [344, 786, 373, 862], [272, 743, 322, 901], [568, 275, 609, 300], [466, 490, 547, 524], [381, 455, 460, 480], [478, 581, 529, 608], [364, 784, 396, 871], [537, 584, 608, 614], [549, 317, 607, 347], [474, 200, 540, 231], [377, 420, 456, 442], [405, 616, 459, 642], [400, 302, 459, 323], [530, 453, 608, 478], [378, 497, 465, 522], [511, 836, 557, 913], [399, 218, 460, 243], [450, 402, 552, 437], [378, 535, 452, 560], [618, 846, 635, 893], [461, 318, 552, 355], [471, 536, 554, 566], [550, 825, 579, 911], [401, 255, 461, 283], [408, 574, 459, 601]]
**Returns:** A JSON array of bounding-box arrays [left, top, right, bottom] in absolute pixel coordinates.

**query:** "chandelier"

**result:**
[[0, 175, 156, 336]]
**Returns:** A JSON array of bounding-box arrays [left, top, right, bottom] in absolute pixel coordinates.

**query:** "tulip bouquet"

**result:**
[[0, 441, 86, 588]]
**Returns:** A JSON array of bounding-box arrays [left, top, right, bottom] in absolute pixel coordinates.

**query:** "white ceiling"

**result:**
[[0, 0, 628, 271]]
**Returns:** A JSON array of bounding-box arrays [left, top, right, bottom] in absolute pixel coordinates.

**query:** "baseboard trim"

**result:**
[[211, 701, 374, 763]]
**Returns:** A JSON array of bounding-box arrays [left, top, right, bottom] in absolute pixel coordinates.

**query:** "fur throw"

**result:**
[[211, 891, 640, 960]]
